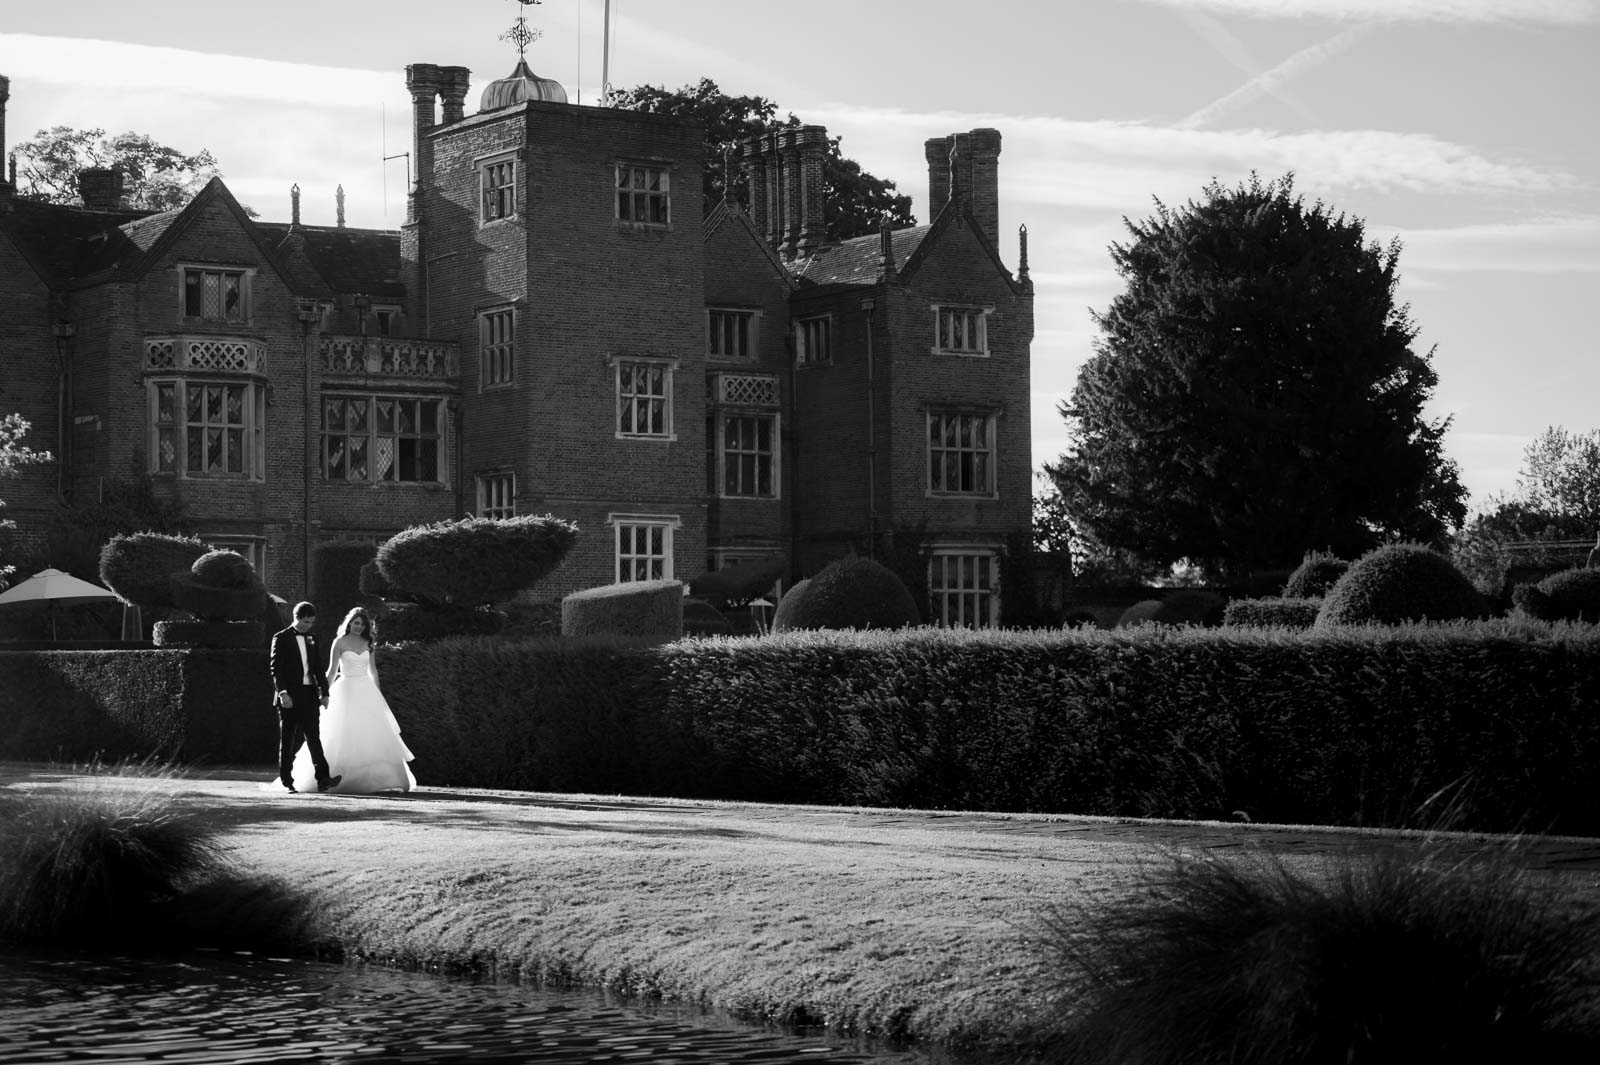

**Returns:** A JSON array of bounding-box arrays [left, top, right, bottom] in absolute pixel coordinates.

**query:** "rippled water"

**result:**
[[0, 949, 938, 1064]]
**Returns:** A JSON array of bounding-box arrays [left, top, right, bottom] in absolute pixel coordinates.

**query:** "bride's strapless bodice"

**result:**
[[339, 649, 372, 678]]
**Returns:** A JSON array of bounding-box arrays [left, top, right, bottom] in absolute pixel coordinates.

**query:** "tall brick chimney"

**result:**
[[925, 135, 952, 220], [0, 74, 11, 199], [438, 65, 471, 125], [742, 126, 828, 261], [794, 125, 827, 258], [925, 129, 1001, 246], [405, 63, 443, 224], [78, 168, 125, 211]]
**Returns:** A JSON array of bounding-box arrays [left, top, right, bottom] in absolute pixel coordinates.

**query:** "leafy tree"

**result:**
[[0, 414, 50, 590], [1033, 475, 1161, 584], [1048, 173, 1466, 580], [12, 127, 228, 213], [607, 78, 914, 241]]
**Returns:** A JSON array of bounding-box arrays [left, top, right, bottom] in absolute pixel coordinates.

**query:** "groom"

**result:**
[[269, 601, 341, 793]]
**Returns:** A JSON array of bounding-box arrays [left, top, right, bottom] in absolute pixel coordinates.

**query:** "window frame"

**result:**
[[610, 513, 678, 583], [373, 304, 402, 337], [147, 377, 266, 481], [615, 358, 675, 440], [479, 152, 518, 226], [710, 410, 779, 499], [178, 264, 252, 324], [479, 307, 516, 390], [931, 303, 992, 357], [928, 546, 1001, 629], [615, 162, 671, 227], [475, 471, 516, 518], [927, 409, 998, 497], [321, 392, 448, 486], [795, 314, 832, 367], [708, 307, 759, 361]]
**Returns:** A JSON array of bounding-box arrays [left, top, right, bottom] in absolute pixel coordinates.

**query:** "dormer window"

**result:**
[[182, 267, 249, 323]]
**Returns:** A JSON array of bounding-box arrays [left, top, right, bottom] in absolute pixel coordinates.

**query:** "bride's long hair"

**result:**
[[337, 607, 376, 646]]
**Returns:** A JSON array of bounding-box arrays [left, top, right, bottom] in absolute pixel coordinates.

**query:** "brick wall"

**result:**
[[0, 231, 57, 562]]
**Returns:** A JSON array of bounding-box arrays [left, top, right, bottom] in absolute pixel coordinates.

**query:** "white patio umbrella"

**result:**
[[0, 568, 121, 640]]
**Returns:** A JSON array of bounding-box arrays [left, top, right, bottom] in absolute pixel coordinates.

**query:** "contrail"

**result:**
[[1177, 24, 1374, 130]]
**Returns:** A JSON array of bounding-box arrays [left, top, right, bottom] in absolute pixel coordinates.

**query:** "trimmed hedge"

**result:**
[[1224, 597, 1322, 629], [99, 532, 208, 609], [153, 619, 263, 649], [375, 602, 505, 643], [1513, 567, 1600, 623], [1150, 589, 1227, 627], [561, 580, 683, 643], [376, 514, 578, 607]]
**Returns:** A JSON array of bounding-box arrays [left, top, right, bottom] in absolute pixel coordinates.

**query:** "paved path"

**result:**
[[9, 762, 1600, 875]]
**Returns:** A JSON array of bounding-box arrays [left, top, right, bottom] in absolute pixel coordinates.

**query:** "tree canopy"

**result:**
[[607, 78, 914, 241], [12, 127, 223, 212], [1047, 173, 1466, 579], [0, 414, 51, 590]]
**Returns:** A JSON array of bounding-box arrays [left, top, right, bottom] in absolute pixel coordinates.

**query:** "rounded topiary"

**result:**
[[98, 532, 208, 609], [376, 514, 578, 607], [1151, 589, 1227, 627], [1116, 599, 1165, 628], [770, 579, 812, 633], [1316, 543, 1486, 628], [688, 556, 786, 609], [1283, 550, 1350, 599], [771, 557, 919, 632], [1512, 567, 1600, 623], [170, 550, 268, 621]]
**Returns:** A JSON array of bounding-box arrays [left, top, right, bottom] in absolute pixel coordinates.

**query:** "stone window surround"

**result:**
[[928, 543, 1002, 630], [930, 303, 993, 357], [147, 376, 266, 482], [926, 407, 999, 498], [608, 512, 680, 583], [177, 263, 255, 324], [477, 150, 519, 226]]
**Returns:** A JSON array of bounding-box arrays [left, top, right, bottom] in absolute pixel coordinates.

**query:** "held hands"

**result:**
[[276, 691, 293, 709]]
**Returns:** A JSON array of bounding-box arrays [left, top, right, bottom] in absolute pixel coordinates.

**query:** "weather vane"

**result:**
[[501, 0, 543, 60]]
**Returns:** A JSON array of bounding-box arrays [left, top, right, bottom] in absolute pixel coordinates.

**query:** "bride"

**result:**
[[292, 607, 416, 794]]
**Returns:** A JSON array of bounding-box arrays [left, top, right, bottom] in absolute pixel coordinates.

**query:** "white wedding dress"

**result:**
[[292, 649, 416, 794]]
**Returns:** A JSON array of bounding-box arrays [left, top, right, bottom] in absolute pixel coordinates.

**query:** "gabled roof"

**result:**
[[790, 224, 931, 288], [0, 196, 152, 285], [703, 200, 796, 290], [257, 223, 405, 299]]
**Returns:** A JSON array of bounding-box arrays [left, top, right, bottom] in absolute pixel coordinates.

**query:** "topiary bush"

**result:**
[[1151, 589, 1227, 628], [682, 598, 732, 636], [687, 556, 785, 609], [770, 556, 920, 632], [1317, 543, 1486, 628], [1116, 600, 1165, 628], [770, 579, 812, 633], [376, 514, 578, 607], [1513, 567, 1600, 623], [561, 580, 683, 643], [152, 618, 262, 648], [168, 550, 268, 622], [99, 532, 208, 610], [1223, 597, 1321, 629], [375, 602, 506, 643], [1282, 550, 1350, 599]]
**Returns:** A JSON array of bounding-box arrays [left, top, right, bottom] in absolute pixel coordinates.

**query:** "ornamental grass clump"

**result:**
[[1029, 846, 1600, 1065], [0, 764, 233, 946]]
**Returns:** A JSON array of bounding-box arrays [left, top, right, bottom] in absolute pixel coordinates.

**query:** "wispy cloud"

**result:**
[[1382, 216, 1600, 272], [1137, 0, 1599, 24], [1177, 25, 1373, 129]]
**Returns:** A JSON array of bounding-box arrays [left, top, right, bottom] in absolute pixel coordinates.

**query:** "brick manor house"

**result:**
[[0, 60, 1033, 627]]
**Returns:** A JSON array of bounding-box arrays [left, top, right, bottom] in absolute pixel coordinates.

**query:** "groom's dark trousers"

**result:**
[[269, 625, 332, 788]]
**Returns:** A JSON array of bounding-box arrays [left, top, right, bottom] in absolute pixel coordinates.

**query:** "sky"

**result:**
[[2, 0, 1596, 515]]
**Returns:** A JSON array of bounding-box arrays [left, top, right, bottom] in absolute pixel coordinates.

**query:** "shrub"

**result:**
[[770, 579, 812, 632], [1223, 597, 1321, 629], [687, 555, 785, 609], [771, 556, 919, 632], [1031, 847, 1600, 1064], [376, 514, 578, 607], [562, 580, 683, 643], [98, 532, 208, 609], [1513, 567, 1600, 623], [1150, 589, 1227, 627], [153, 618, 264, 648], [1116, 600, 1164, 627], [0, 766, 233, 946], [1317, 543, 1486, 628], [1282, 549, 1349, 599], [683, 598, 732, 636], [169, 550, 268, 621], [309, 540, 378, 639], [375, 602, 505, 643]]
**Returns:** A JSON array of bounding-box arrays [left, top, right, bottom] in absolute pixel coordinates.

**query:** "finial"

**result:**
[[290, 183, 301, 226], [501, 0, 544, 61], [336, 184, 346, 228], [1018, 223, 1030, 285]]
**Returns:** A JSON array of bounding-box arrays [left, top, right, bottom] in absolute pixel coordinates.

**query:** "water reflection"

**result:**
[[0, 949, 936, 1064]]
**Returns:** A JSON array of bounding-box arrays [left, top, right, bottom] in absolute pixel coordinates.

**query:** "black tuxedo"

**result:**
[[269, 624, 333, 788]]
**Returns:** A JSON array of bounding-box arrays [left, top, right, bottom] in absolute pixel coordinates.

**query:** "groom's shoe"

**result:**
[[282, 781, 297, 793], [317, 774, 342, 793]]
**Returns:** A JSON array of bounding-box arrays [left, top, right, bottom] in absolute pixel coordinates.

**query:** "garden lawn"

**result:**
[[7, 766, 1599, 1058]]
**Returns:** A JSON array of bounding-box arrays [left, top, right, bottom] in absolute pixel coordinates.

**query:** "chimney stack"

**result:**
[[956, 128, 1002, 248], [924, 135, 952, 220], [0, 74, 11, 199], [78, 168, 125, 211], [405, 63, 444, 224], [439, 66, 471, 125], [794, 125, 827, 258], [336, 184, 346, 228], [290, 183, 301, 225], [742, 137, 768, 238]]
